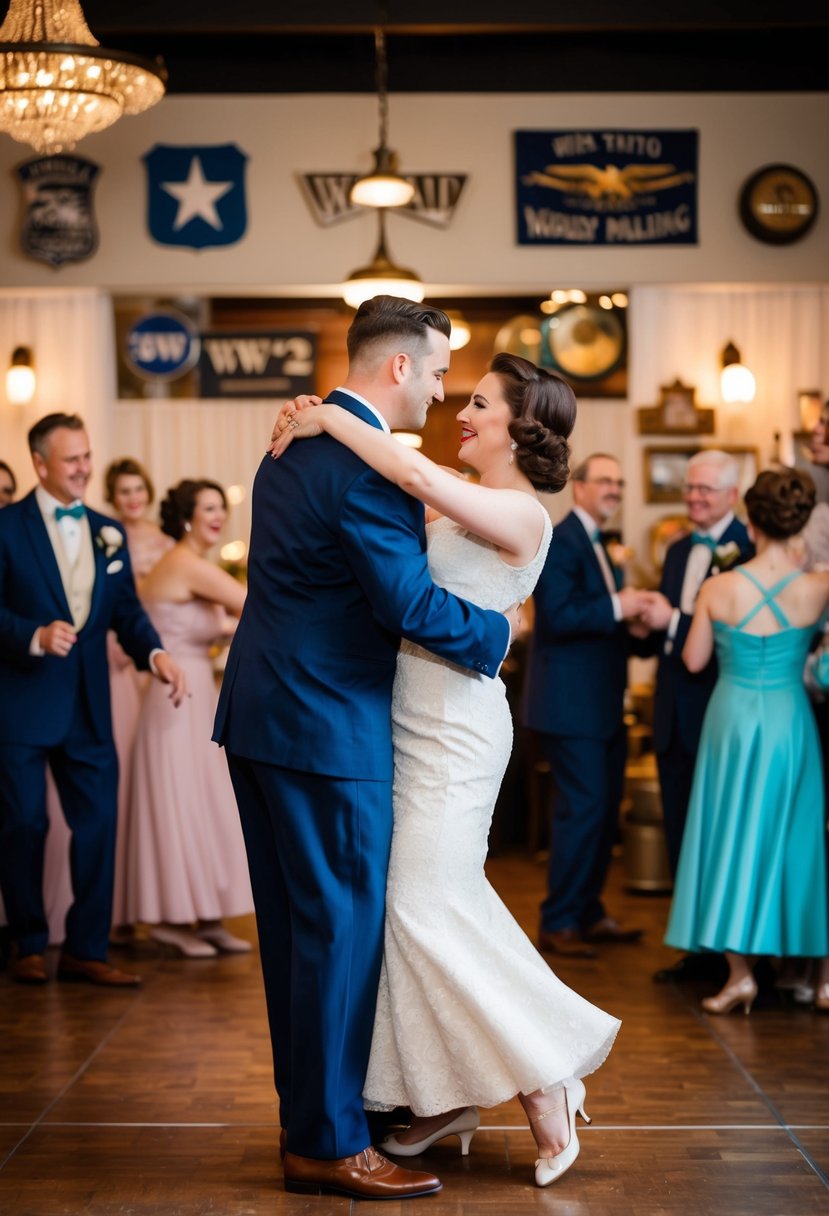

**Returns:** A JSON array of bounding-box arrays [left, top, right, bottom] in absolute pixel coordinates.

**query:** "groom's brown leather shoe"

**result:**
[[11, 953, 48, 984], [283, 1146, 442, 1199]]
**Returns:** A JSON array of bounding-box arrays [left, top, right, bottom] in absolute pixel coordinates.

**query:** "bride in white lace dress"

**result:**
[[272, 354, 620, 1187]]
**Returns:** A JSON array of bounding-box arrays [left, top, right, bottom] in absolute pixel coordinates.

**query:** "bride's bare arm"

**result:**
[[273, 403, 544, 563]]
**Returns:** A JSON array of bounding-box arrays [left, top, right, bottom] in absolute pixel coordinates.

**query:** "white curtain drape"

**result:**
[[0, 289, 116, 503]]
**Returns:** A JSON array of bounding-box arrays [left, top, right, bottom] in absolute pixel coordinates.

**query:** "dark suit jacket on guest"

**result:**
[[0, 491, 161, 747], [523, 510, 629, 741]]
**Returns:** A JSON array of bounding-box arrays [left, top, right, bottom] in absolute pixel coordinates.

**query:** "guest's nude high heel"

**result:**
[[701, 975, 758, 1016], [380, 1106, 479, 1157], [532, 1078, 590, 1187]]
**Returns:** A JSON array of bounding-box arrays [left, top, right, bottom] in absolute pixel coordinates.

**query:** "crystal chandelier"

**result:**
[[0, 0, 166, 155]]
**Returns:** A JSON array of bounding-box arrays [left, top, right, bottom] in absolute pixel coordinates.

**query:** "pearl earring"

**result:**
[[509, 440, 518, 465], [184, 521, 192, 533]]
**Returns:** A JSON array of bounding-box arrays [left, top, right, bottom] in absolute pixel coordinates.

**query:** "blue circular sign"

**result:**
[[124, 310, 200, 382]]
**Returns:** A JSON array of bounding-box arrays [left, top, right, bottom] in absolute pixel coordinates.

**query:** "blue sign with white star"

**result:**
[[144, 144, 248, 249]]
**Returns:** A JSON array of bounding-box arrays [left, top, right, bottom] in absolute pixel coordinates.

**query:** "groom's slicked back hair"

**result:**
[[347, 295, 451, 366]]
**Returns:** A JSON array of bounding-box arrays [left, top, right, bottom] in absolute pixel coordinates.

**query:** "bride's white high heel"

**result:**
[[380, 1106, 480, 1157], [532, 1079, 591, 1187]]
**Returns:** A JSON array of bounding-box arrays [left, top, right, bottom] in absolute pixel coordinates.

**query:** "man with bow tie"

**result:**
[[639, 451, 753, 962], [0, 413, 186, 987], [524, 453, 650, 957]]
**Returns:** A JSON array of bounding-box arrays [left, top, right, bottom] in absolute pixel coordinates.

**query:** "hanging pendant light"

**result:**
[[349, 28, 415, 210], [341, 209, 424, 309], [0, 0, 166, 155]]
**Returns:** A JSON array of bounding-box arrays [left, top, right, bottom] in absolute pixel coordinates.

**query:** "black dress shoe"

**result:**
[[653, 953, 726, 984]]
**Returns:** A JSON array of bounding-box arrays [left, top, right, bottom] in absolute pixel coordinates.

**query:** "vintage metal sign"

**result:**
[[144, 144, 248, 249], [515, 129, 698, 246], [16, 154, 100, 267], [298, 173, 467, 228], [198, 330, 317, 398]]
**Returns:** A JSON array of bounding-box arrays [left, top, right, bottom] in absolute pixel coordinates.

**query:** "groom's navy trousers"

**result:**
[[214, 391, 509, 1161]]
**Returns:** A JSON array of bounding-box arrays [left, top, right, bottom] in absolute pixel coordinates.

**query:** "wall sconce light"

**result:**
[[720, 341, 756, 404], [446, 311, 472, 351], [6, 346, 36, 404], [341, 209, 424, 309], [350, 29, 415, 210]]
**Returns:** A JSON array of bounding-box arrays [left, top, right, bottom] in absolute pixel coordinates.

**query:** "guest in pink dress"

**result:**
[[126, 479, 252, 958], [38, 459, 174, 948], [104, 459, 174, 940]]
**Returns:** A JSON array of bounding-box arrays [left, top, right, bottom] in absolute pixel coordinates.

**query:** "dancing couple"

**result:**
[[214, 296, 619, 1200]]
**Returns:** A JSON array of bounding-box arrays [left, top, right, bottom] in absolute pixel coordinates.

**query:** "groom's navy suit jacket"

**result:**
[[0, 490, 161, 959], [215, 391, 508, 775], [213, 390, 508, 1160]]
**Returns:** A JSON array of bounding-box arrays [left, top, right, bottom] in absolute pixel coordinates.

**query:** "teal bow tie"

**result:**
[[691, 532, 717, 550], [590, 526, 601, 544], [55, 503, 86, 521]]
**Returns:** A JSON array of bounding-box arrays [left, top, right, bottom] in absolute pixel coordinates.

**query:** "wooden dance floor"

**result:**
[[2, 852, 828, 1215]]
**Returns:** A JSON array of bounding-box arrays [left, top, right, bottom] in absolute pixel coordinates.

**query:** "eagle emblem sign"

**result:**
[[16, 155, 100, 267]]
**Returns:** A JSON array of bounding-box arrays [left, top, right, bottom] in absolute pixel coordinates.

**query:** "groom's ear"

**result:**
[[390, 351, 411, 384]]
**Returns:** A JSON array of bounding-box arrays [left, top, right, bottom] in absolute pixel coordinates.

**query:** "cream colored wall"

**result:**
[[0, 92, 826, 293]]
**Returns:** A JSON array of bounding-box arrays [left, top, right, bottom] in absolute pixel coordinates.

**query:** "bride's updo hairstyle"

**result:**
[[492, 353, 577, 493], [744, 467, 815, 540], [160, 478, 227, 540]]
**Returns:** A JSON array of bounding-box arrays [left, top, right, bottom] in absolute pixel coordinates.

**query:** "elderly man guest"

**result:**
[[523, 452, 649, 957], [0, 413, 186, 987]]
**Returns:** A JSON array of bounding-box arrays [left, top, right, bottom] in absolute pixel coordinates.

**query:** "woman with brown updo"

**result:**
[[666, 468, 829, 1014], [125, 479, 253, 958], [270, 354, 620, 1189]]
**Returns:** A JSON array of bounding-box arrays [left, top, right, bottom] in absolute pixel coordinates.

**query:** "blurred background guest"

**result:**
[[666, 468, 829, 1015], [0, 460, 16, 507], [103, 458, 173, 942], [125, 479, 252, 958], [638, 451, 753, 985]]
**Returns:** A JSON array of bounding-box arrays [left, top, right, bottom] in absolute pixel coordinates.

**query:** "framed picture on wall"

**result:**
[[643, 445, 759, 504], [637, 378, 715, 435]]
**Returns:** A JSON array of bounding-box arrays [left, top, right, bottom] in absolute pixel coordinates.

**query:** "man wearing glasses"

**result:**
[[639, 450, 753, 979], [525, 453, 650, 958]]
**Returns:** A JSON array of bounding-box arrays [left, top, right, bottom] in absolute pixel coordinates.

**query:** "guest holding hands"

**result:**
[[665, 469, 829, 1013], [126, 479, 253, 958]]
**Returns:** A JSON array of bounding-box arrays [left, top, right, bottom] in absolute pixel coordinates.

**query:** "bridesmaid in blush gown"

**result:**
[[103, 458, 173, 939], [272, 354, 620, 1189], [666, 468, 829, 1014], [126, 478, 253, 958]]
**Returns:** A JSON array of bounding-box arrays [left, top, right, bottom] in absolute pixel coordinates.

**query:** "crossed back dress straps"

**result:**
[[734, 567, 801, 631]]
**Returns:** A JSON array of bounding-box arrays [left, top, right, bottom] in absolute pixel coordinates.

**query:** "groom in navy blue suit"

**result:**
[[214, 297, 513, 1200], [0, 414, 186, 987]]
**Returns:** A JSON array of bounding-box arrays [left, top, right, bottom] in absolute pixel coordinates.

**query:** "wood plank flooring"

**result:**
[[2, 852, 828, 1215]]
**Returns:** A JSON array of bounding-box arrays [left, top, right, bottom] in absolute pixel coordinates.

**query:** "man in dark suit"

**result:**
[[639, 449, 753, 981], [0, 413, 186, 987], [523, 453, 649, 958], [213, 297, 514, 1201]]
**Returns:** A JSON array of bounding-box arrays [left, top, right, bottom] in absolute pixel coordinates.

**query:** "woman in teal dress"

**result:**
[[666, 468, 829, 1014]]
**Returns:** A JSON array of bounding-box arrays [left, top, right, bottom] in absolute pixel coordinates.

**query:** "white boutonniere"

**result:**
[[711, 541, 741, 572], [96, 525, 124, 560], [106, 559, 124, 574]]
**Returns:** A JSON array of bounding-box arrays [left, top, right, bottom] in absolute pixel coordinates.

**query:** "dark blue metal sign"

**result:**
[[516, 129, 698, 246], [124, 311, 200, 381]]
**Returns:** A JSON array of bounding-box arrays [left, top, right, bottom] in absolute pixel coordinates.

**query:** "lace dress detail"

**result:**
[[363, 505, 620, 1115]]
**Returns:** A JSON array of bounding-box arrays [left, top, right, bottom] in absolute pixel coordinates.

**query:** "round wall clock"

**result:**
[[540, 303, 626, 381], [739, 164, 818, 245]]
